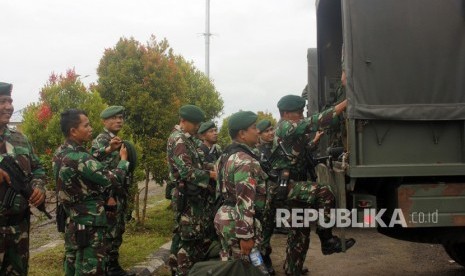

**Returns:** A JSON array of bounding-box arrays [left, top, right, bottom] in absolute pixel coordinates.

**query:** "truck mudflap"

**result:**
[[397, 184, 465, 227]]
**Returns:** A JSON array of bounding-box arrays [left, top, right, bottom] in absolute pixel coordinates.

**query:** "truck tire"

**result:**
[[443, 243, 465, 267]]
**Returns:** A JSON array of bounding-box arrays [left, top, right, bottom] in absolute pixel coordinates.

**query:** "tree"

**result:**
[[217, 115, 231, 148], [256, 111, 277, 126], [217, 111, 277, 148], [96, 36, 223, 224], [21, 69, 107, 188]]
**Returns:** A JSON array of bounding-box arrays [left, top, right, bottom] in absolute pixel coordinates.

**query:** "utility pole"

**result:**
[[204, 0, 211, 78]]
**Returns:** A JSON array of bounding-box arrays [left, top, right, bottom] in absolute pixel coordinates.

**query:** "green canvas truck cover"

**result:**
[[341, 0, 465, 120]]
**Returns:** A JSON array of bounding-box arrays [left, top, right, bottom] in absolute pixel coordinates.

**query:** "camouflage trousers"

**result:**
[[282, 180, 335, 276], [168, 188, 180, 272], [214, 206, 264, 261], [261, 181, 288, 256], [106, 196, 127, 261], [176, 196, 210, 276], [0, 218, 30, 276], [64, 222, 109, 276]]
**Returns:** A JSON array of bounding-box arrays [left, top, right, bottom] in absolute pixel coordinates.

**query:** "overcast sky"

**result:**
[[1, 0, 317, 121]]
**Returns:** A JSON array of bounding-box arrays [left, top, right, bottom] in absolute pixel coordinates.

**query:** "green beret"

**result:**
[[100, 106, 125, 119], [123, 140, 138, 173], [0, 82, 12, 97], [179, 105, 205, 123], [198, 121, 216, 134], [228, 111, 258, 132], [277, 95, 306, 111], [256, 119, 272, 133]]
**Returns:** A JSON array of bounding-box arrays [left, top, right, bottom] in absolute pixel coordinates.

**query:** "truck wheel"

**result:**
[[444, 243, 465, 267]]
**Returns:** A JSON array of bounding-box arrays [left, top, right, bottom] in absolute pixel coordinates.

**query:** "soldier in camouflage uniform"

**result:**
[[255, 119, 279, 274], [197, 121, 222, 257], [90, 106, 135, 276], [214, 111, 269, 261], [197, 121, 222, 164], [53, 109, 129, 276], [272, 95, 355, 276], [0, 82, 46, 275], [256, 119, 274, 161], [166, 105, 216, 276]]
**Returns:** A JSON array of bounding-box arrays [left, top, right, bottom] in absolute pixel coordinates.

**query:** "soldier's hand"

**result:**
[[0, 169, 11, 185], [313, 130, 324, 143], [240, 239, 255, 255], [335, 99, 348, 115], [107, 137, 122, 153], [119, 143, 128, 161], [29, 188, 45, 207], [105, 197, 117, 218], [209, 171, 217, 180]]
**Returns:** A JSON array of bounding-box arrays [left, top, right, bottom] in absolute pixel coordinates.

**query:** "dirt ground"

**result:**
[[269, 227, 464, 276]]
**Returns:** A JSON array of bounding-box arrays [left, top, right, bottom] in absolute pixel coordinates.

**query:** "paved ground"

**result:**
[[28, 184, 465, 276], [152, 227, 465, 276], [269, 228, 464, 276]]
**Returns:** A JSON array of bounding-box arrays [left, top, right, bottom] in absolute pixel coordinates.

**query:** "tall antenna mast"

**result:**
[[204, 0, 211, 78]]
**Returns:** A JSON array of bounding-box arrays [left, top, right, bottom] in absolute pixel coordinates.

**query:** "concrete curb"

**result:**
[[128, 241, 171, 276]]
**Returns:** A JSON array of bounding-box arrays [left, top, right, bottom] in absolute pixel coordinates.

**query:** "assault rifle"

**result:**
[[0, 155, 52, 219], [259, 140, 293, 181]]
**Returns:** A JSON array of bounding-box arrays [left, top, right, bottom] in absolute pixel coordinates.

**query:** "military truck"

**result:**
[[307, 0, 465, 266]]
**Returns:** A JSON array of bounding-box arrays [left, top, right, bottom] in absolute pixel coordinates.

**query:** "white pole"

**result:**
[[205, 0, 211, 78]]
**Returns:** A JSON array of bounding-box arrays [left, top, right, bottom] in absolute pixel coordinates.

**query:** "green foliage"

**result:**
[[217, 115, 231, 148], [21, 69, 107, 189], [217, 111, 277, 148], [96, 35, 223, 184], [256, 111, 277, 126]]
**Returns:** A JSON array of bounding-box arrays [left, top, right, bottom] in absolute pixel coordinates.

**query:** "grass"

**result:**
[[29, 246, 64, 276], [29, 197, 174, 276]]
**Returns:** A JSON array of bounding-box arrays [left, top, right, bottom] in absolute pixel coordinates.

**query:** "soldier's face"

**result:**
[[182, 120, 201, 135], [203, 128, 218, 144], [0, 96, 14, 127], [71, 114, 93, 143], [259, 126, 274, 143], [103, 114, 124, 134], [242, 124, 259, 147], [285, 109, 304, 122]]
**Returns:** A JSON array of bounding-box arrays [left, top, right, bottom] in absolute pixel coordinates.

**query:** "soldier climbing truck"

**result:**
[[307, 0, 465, 266]]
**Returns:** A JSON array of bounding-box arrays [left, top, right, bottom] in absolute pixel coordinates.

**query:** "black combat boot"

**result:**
[[106, 259, 136, 276], [317, 228, 356, 255], [262, 253, 275, 275]]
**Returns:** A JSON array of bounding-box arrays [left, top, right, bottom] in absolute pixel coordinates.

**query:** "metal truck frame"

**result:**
[[308, 0, 465, 266]]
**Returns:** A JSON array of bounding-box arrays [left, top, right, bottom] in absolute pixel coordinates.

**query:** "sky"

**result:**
[[1, 0, 317, 121]]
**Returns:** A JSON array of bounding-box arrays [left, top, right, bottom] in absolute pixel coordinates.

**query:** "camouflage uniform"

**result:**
[[90, 128, 130, 265], [166, 125, 211, 276], [0, 127, 46, 275], [272, 107, 340, 275], [198, 143, 222, 256], [214, 142, 268, 260], [256, 139, 277, 258], [53, 139, 128, 276], [256, 139, 272, 162]]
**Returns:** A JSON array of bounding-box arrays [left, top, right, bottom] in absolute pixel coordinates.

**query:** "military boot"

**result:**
[[317, 228, 356, 255], [262, 253, 275, 275], [106, 259, 135, 276]]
